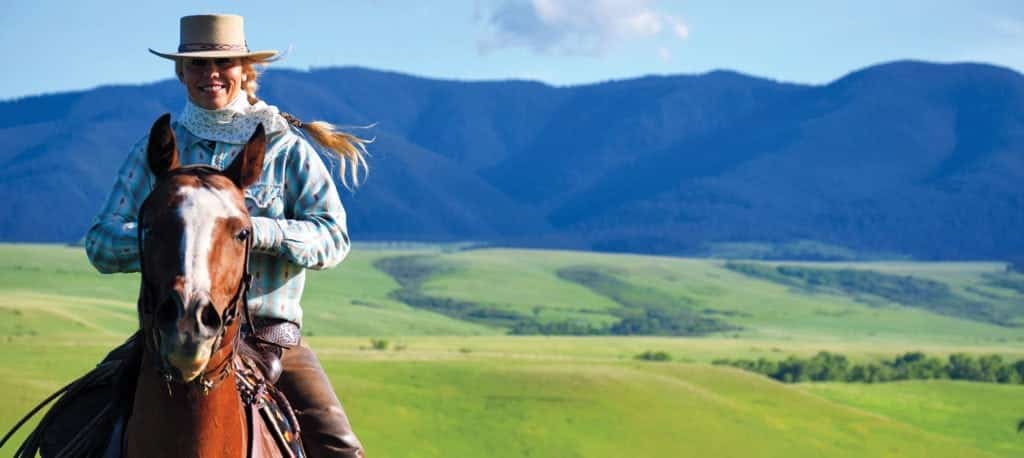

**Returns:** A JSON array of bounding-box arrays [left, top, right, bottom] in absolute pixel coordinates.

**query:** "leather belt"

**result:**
[[248, 318, 301, 349]]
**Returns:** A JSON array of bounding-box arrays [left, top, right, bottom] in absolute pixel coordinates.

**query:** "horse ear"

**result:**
[[224, 124, 266, 189], [147, 113, 180, 177]]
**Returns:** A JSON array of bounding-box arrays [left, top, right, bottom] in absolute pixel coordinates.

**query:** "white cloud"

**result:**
[[668, 15, 689, 40], [477, 0, 688, 56], [658, 46, 673, 62]]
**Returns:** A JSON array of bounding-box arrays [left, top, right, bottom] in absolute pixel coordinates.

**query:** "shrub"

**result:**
[[717, 351, 1024, 385], [636, 350, 672, 362]]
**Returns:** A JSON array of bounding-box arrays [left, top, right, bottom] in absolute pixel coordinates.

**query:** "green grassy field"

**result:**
[[1, 244, 1023, 457]]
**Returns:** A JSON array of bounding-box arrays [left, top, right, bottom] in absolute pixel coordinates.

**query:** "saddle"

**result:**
[[6, 332, 304, 458], [245, 318, 303, 384], [236, 352, 305, 458]]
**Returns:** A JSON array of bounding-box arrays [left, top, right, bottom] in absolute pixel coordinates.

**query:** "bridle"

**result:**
[[136, 165, 255, 396]]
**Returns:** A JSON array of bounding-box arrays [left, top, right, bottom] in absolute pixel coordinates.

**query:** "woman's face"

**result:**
[[179, 57, 245, 110]]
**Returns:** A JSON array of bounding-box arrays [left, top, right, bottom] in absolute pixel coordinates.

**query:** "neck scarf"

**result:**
[[179, 91, 291, 144]]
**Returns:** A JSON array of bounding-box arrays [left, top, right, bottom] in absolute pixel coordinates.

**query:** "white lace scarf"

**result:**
[[179, 92, 291, 144]]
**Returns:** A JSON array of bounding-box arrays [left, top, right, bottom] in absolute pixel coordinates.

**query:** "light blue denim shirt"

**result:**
[[85, 121, 350, 326]]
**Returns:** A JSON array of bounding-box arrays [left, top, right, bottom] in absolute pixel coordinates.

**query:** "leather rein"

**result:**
[[136, 166, 256, 396]]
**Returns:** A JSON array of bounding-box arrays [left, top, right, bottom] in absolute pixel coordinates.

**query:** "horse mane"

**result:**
[[0, 330, 143, 458], [112, 334, 144, 421]]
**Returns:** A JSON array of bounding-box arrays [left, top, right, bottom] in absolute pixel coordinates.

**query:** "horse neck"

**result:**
[[124, 345, 247, 457]]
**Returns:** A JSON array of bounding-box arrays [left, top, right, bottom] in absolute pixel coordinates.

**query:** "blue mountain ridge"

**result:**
[[1, 60, 1022, 260]]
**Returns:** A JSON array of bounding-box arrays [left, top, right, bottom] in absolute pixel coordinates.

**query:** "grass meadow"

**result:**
[[1, 244, 1023, 457]]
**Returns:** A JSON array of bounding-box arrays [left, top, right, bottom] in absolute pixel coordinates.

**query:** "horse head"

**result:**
[[137, 113, 265, 385]]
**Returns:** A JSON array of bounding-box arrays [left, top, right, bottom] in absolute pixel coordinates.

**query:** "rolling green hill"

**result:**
[[1, 244, 1023, 457], [412, 248, 1024, 345], [3, 243, 1022, 344], [802, 381, 1024, 457]]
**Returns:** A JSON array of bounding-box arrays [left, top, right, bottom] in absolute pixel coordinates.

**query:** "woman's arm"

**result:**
[[84, 137, 154, 273], [251, 136, 351, 270]]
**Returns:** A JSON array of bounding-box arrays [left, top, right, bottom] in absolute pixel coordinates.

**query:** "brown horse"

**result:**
[[123, 113, 284, 457], [3, 114, 303, 457]]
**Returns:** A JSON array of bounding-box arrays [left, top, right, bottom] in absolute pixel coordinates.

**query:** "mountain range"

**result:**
[[2, 60, 1022, 260]]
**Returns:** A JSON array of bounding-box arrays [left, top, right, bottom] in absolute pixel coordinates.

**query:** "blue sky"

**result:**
[[2, 0, 1023, 100]]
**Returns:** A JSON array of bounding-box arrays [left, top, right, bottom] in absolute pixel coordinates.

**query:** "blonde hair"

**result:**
[[176, 59, 370, 187]]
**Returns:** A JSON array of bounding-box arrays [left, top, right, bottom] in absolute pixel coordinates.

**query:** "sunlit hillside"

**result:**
[[2, 244, 1023, 457]]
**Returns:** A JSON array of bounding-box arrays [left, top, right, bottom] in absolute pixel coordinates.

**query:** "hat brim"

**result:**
[[149, 48, 279, 63]]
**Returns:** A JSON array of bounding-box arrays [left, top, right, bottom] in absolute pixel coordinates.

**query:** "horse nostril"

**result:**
[[200, 303, 222, 330]]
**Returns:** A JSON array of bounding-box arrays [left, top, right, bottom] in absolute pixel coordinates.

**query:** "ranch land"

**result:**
[[1, 243, 1023, 457]]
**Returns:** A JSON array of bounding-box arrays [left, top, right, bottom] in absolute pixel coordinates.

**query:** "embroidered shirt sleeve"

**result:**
[[84, 136, 153, 273], [251, 135, 351, 270]]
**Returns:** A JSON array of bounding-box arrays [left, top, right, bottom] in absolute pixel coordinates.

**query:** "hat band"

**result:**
[[178, 42, 249, 53]]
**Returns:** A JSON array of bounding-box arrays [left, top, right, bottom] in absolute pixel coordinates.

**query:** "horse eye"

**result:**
[[236, 229, 250, 241]]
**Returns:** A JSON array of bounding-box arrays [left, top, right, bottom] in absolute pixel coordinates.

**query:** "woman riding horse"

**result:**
[[85, 14, 366, 458]]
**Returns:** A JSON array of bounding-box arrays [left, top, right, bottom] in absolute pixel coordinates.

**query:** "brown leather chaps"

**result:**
[[278, 343, 364, 458]]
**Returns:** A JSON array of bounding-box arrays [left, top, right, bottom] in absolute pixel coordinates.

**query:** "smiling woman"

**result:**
[[79, 13, 369, 458], [177, 57, 246, 110]]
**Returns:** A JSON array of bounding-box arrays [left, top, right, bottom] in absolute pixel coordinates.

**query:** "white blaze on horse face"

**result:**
[[177, 185, 243, 304]]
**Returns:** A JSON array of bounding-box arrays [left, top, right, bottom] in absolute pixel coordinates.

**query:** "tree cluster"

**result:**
[[724, 262, 1017, 327], [635, 350, 672, 361], [713, 351, 1024, 384], [554, 266, 739, 336]]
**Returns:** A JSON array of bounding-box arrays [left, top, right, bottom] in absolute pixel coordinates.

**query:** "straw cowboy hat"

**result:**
[[149, 14, 279, 62]]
